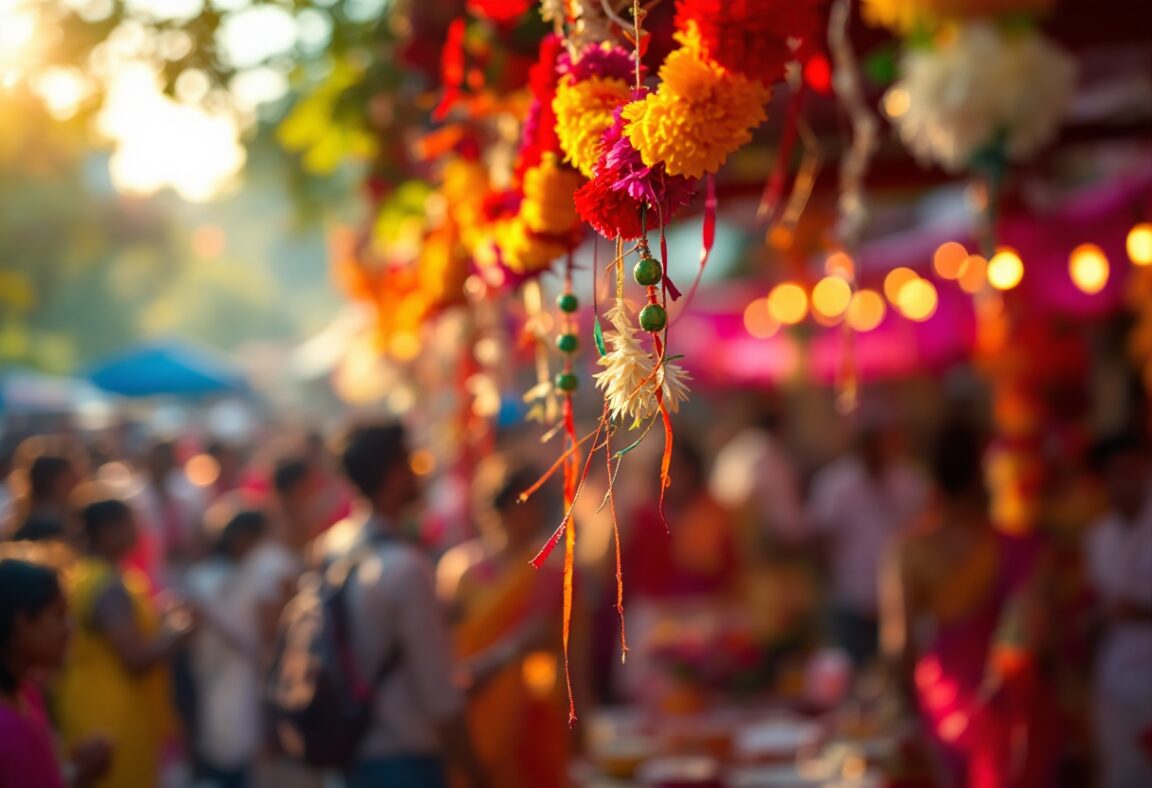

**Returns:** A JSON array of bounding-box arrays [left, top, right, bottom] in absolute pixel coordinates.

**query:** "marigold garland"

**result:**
[[521, 153, 584, 235], [674, 0, 823, 83], [862, 0, 1053, 34], [554, 74, 632, 178], [622, 42, 771, 179]]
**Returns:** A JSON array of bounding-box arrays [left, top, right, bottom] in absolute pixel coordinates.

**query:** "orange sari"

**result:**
[[455, 552, 568, 788]]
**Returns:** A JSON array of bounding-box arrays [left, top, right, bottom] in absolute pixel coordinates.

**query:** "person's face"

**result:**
[[1105, 451, 1148, 517], [13, 595, 71, 671], [100, 513, 139, 559], [501, 498, 541, 547]]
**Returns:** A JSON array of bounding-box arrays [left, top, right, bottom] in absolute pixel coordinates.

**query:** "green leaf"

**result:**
[[593, 315, 607, 356]]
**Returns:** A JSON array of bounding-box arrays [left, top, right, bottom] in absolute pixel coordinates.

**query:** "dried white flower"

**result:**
[[886, 23, 1075, 172], [594, 302, 691, 423]]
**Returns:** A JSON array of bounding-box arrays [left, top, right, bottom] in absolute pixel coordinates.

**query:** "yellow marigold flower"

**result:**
[[623, 46, 771, 180], [521, 153, 584, 235], [862, 0, 1053, 34], [553, 75, 631, 178], [495, 219, 568, 275]]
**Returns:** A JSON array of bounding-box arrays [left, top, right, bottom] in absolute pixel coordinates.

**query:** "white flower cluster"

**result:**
[[594, 302, 690, 423], [886, 23, 1075, 172]]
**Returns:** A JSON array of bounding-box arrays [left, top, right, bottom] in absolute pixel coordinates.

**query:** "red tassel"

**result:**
[[758, 83, 805, 221], [433, 19, 467, 121]]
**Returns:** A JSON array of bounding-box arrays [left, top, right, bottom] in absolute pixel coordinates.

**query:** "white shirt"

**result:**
[[1086, 502, 1152, 706], [710, 429, 806, 542], [187, 551, 278, 768], [328, 513, 464, 758], [808, 456, 929, 615]]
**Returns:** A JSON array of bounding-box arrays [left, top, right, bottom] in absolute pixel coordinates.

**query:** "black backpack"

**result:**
[[266, 539, 401, 769]]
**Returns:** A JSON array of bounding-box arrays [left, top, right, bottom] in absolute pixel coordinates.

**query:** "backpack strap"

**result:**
[[330, 531, 405, 696]]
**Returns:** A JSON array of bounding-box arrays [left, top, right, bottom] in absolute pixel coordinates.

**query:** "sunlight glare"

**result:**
[[98, 63, 245, 202]]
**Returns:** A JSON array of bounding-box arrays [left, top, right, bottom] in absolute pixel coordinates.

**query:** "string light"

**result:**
[[825, 251, 855, 278], [987, 248, 1024, 291], [933, 242, 968, 280], [743, 298, 779, 338], [896, 279, 938, 321], [846, 289, 886, 331], [1128, 223, 1152, 266], [958, 255, 987, 295], [883, 267, 919, 304], [812, 276, 853, 318], [767, 283, 809, 325], [1069, 244, 1109, 294]]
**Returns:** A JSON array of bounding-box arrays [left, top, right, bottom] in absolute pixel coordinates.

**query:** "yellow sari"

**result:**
[[455, 552, 568, 788], [56, 557, 172, 788]]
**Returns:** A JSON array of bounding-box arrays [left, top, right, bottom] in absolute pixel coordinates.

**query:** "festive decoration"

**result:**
[[622, 38, 772, 179], [594, 302, 691, 423], [885, 23, 1075, 172], [863, 0, 1053, 34], [554, 74, 633, 177]]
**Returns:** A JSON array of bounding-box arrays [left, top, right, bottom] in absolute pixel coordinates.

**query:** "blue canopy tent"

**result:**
[[87, 341, 248, 398]]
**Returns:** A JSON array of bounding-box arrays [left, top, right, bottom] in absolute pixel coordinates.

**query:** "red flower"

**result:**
[[674, 0, 824, 84], [466, 0, 534, 23], [574, 166, 655, 241]]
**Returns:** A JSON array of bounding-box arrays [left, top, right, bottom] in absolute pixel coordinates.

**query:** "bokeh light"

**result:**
[[743, 298, 779, 339], [824, 251, 855, 279], [812, 276, 852, 318], [767, 282, 808, 325], [883, 267, 919, 304], [846, 289, 886, 332], [958, 255, 987, 294], [933, 242, 968, 280], [883, 87, 910, 118], [987, 248, 1024, 291], [1128, 223, 1152, 266], [896, 279, 938, 321], [409, 448, 436, 476], [1069, 244, 1109, 294], [185, 453, 221, 487]]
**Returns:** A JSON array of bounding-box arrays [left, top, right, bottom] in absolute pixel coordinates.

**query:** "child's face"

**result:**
[[15, 596, 70, 671]]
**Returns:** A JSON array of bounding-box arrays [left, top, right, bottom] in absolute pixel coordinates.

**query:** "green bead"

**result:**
[[555, 372, 579, 392], [556, 333, 579, 353], [557, 293, 579, 313], [633, 256, 663, 287], [638, 304, 667, 333]]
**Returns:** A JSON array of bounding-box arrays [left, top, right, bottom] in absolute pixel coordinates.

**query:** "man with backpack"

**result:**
[[270, 423, 489, 788]]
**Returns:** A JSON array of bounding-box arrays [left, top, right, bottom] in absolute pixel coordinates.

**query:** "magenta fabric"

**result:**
[[0, 684, 66, 788]]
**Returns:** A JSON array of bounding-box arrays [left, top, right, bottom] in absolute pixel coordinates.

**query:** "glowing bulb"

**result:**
[[884, 88, 910, 118], [743, 298, 779, 338], [846, 289, 886, 332], [933, 242, 968, 280], [184, 454, 221, 487], [883, 267, 919, 304], [1069, 244, 1109, 294], [767, 283, 808, 325], [987, 248, 1024, 291], [897, 279, 938, 321], [958, 255, 987, 295], [812, 276, 852, 318], [825, 251, 855, 279], [1128, 223, 1152, 266]]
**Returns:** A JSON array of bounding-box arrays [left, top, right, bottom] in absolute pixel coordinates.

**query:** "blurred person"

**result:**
[[323, 423, 489, 788], [6, 449, 82, 542], [710, 398, 806, 546], [206, 440, 243, 501], [0, 558, 111, 788], [1085, 434, 1152, 788], [624, 438, 738, 602], [185, 510, 271, 788], [438, 458, 567, 788], [881, 426, 1047, 788], [809, 423, 929, 665], [126, 439, 206, 590], [56, 498, 191, 788]]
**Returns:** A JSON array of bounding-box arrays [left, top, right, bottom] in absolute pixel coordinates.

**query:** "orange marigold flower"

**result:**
[[495, 218, 569, 275], [553, 75, 632, 178], [520, 153, 584, 236], [622, 46, 771, 179]]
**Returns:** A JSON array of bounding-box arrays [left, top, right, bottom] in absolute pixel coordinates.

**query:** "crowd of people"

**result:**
[[0, 408, 1148, 788]]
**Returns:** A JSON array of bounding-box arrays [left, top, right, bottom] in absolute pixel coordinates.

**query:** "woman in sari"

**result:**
[[438, 458, 568, 788], [882, 425, 1052, 788], [55, 498, 190, 788]]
